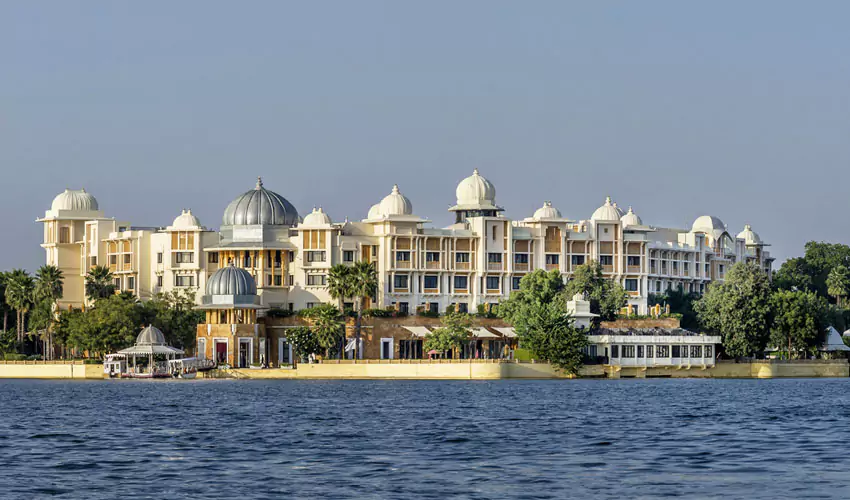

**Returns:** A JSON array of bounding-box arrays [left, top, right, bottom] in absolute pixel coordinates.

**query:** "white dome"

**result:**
[[455, 169, 497, 209], [51, 189, 99, 212], [620, 206, 642, 227], [737, 224, 762, 245], [367, 203, 381, 220], [171, 209, 202, 229], [377, 185, 413, 217], [691, 215, 726, 234], [591, 197, 623, 222], [533, 201, 562, 220], [302, 207, 332, 226]]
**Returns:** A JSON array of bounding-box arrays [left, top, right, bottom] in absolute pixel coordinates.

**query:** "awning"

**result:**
[[402, 326, 432, 338], [493, 327, 517, 338], [117, 345, 184, 356], [472, 328, 499, 339]]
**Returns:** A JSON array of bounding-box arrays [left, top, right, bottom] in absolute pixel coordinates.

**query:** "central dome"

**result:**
[[377, 184, 413, 217], [455, 169, 497, 208], [533, 201, 562, 220], [737, 224, 762, 245], [206, 264, 257, 297], [136, 325, 166, 346], [591, 197, 624, 222], [222, 177, 299, 226], [51, 189, 99, 212], [171, 209, 202, 229]]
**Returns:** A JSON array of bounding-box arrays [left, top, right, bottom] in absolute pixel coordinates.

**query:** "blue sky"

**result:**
[[2, 1, 848, 270]]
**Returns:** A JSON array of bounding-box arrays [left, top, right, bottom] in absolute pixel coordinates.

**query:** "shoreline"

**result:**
[[0, 359, 847, 380]]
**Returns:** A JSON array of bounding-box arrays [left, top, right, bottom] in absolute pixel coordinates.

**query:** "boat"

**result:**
[[167, 357, 216, 379]]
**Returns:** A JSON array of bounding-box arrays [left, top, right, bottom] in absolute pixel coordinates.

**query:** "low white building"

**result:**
[[587, 328, 720, 368]]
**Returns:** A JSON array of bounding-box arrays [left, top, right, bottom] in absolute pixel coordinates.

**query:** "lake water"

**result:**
[[0, 379, 848, 499]]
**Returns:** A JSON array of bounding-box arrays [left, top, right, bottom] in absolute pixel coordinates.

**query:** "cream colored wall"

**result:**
[[0, 363, 103, 379]]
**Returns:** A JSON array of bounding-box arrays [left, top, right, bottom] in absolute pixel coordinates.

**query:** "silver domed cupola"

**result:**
[[222, 177, 299, 226]]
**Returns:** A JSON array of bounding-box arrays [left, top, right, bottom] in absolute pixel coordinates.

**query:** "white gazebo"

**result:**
[[115, 326, 184, 378]]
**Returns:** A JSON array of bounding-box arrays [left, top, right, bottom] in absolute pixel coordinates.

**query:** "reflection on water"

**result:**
[[0, 378, 848, 499]]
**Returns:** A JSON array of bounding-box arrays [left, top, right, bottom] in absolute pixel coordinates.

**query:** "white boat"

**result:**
[[167, 357, 216, 379]]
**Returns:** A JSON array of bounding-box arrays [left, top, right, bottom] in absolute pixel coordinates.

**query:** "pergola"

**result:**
[[117, 325, 184, 376]]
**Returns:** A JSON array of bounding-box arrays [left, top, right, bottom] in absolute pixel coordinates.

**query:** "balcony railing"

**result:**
[[487, 262, 503, 271], [627, 265, 641, 273], [545, 264, 559, 271], [395, 261, 411, 269], [455, 262, 471, 271], [514, 263, 529, 272], [425, 261, 441, 270], [601, 265, 614, 273]]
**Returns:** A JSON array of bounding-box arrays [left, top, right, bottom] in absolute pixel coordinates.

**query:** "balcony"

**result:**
[[487, 262, 503, 271], [455, 262, 471, 271], [423, 288, 439, 294], [514, 263, 529, 272], [395, 261, 411, 269], [627, 265, 641, 274], [601, 265, 614, 273], [453, 289, 469, 295], [545, 264, 559, 271], [425, 261, 441, 270]]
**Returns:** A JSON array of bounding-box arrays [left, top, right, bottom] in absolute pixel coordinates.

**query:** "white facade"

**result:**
[[39, 172, 774, 313]]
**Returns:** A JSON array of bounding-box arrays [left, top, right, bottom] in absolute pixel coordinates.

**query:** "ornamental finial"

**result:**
[[256, 176, 263, 189]]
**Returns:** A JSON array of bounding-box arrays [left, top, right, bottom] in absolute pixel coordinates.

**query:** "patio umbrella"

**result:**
[[427, 349, 439, 355]]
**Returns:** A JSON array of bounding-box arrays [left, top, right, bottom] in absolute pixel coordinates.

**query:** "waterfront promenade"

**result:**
[[1, 359, 847, 380]]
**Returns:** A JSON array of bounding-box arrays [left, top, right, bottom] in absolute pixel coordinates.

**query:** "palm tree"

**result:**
[[85, 265, 115, 301], [4, 269, 35, 347], [827, 265, 850, 308], [306, 303, 345, 359], [0, 271, 10, 333], [327, 264, 352, 312], [35, 265, 64, 360], [349, 261, 378, 359]]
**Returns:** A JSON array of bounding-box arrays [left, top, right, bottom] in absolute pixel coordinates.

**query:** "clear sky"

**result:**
[[2, 1, 848, 271]]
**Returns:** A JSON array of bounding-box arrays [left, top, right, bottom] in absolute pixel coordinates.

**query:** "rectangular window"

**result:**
[[457, 303, 468, 313], [287, 275, 294, 286], [545, 254, 559, 265], [511, 277, 522, 290], [157, 252, 163, 264], [305, 302, 318, 309], [571, 255, 585, 266], [690, 345, 702, 358], [176, 252, 194, 264], [453, 276, 468, 290], [672, 345, 681, 358], [394, 274, 409, 290], [624, 279, 639, 292], [622, 345, 635, 358], [127, 277, 135, 290], [423, 275, 438, 289], [274, 250, 282, 268], [425, 252, 440, 262], [306, 251, 326, 263], [514, 254, 529, 264], [343, 250, 354, 262], [486, 276, 500, 290], [487, 253, 502, 263], [637, 345, 644, 358], [455, 252, 470, 263], [397, 302, 409, 314], [113, 278, 121, 289], [396, 251, 411, 262], [705, 345, 713, 358], [657, 345, 669, 357], [123, 254, 131, 264], [611, 345, 619, 358], [306, 274, 327, 286], [110, 255, 117, 265], [646, 345, 654, 358], [274, 275, 282, 286], [175, 275, 195, 287], [208, 253, 219, 264], [156, 275, 163, 287], [599, 255, 613, 265], [627, 256, 640, 266]]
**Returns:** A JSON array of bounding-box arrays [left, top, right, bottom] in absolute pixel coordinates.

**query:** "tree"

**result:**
[[695, 262, 773, 358], [563, 262, 627, 322], [424, 311, 473, 359], [648, 288, 701, 329], [769, 290, 828, 359], [773, 257, 814, 293], [302, 304, 345, 358], [327, 264, 353, 312], [286, 326, 320, 360], [348, 261, 378, 359], [801, 242, 850, 298], [34, 265, 64, 359], [139, 290, 203, 349], [0, 271, 12, 333], [4, 269, 34, 346], [826, 265, 850, 308], [85, 265, 115, 302], [498, 269, 587, 374]]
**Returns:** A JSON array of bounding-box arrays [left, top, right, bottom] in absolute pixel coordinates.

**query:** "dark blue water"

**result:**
[[0, 379, 848, 499]]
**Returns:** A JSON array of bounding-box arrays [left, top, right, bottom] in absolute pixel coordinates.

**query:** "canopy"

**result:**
[[471, 328, 498, 339], [493, 327, 517, 338], [820, 327, 850, 352], [402, 326, 431, 338], [117, 344, 184, 356]]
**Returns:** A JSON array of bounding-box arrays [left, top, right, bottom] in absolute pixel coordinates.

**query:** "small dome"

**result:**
[[222, 177, 299, 226], [620, 206, 643, 227], [455, 169, 497, 208], [51, 189, 99, 212], [533, 201, 562, 220], [302, 207, 332, 226], [367, 203, 381, 220], [171, 209, 202, 229], [737, 224, 762, 245], [136, 325, 166, 346], [377, 184, 413, 217], [591, 197, 623, 222], [206, 264, 257, 296]]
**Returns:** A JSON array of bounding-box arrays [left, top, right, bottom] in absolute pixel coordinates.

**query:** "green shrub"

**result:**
[[266, 308, 295, 318], [3, 353, 27, 361], [362, 308, 394, 318], [419, 310, 440, 318]]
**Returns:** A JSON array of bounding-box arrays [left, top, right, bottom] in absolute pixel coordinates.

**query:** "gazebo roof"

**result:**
[[117, 344, 184, 356]]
